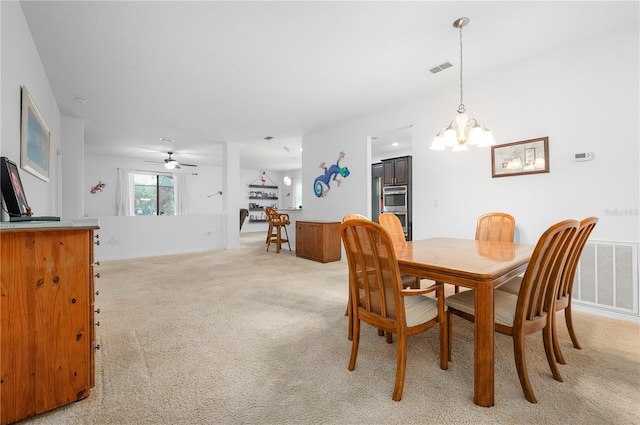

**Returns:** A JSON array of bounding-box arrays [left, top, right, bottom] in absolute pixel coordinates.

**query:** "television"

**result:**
[[1, 156, 30, 217]]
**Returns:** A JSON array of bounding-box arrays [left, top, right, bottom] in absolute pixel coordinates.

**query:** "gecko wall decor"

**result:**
[[313, 151, 350, 198]]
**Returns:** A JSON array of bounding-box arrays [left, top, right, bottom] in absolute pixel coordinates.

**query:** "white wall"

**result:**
[[302, 24, 639, 247], [1, 1, 61, 216], [83, 153, 223, 217], [94, 215, 226, 261]]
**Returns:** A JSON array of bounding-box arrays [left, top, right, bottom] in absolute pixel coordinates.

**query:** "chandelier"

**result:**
[[431, 17, 495, 151]]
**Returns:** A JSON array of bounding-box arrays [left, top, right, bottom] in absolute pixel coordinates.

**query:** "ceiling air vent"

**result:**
[[429, 61, 453, 74]]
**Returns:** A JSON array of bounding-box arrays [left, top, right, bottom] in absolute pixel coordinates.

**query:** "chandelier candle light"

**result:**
[[431, 17, 495, 151]]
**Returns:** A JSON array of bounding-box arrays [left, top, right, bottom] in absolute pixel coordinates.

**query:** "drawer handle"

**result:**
[[95, 261, 100, 266], [95, 308, 100, 314], [96, 321, 100, 327], [95, 344, 101, 350], [95, 290, 99, 296], [94, 272, 100, 278]]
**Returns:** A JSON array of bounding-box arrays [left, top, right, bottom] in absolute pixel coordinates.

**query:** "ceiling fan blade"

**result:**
[[144, 160, 164, 164], [179, 163, 197, 167]]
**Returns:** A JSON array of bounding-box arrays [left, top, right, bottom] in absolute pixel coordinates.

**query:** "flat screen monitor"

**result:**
[[1, 156, 30, 217]]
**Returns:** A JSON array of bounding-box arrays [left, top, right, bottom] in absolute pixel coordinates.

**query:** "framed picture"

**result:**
[[20, 86, 51, 182], [491, 137, 549, 178]]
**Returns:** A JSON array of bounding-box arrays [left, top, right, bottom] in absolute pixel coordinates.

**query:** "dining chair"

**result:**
[[264, 206, 291, 253], [446, 219, 578, 403], [475, 212, 516, 243], [454, 212, 515, 293], [342, 213, 372, 341], [340, 218, 447, 401], [378, 213, 421, 290], [498, 217, 598, 365]]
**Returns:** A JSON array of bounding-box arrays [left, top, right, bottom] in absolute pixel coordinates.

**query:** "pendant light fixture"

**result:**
[[431, 17, 495, 151]]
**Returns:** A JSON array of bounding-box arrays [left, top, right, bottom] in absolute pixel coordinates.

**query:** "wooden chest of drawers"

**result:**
[[1, 225, 98, 425]]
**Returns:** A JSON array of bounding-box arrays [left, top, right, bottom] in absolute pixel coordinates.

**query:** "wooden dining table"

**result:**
[[394, 237, 534, 407]]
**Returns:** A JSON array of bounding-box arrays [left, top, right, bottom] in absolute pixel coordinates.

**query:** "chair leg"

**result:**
[[565, 303, 582, 349], [447, 311, 453, 361], [386, 332, 393, 344], [438, 286, 448, 370], [275, 225, 281, 253], [543, 322, 563, 382], [266, 229, 272, 252], [282, 224, 291, 251], [392, 332, 408, 401], [454, 285, 460, 294], [513, 331, 537, 404], [346, 300, 353, 341], [552, 311, 566, 365], [348, 318, 360, 371]]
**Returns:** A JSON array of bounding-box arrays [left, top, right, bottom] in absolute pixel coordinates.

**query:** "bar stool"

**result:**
[[264, 206, 291, 253]]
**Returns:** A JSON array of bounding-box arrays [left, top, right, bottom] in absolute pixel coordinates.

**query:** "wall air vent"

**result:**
[[429, 61, 453, 74]]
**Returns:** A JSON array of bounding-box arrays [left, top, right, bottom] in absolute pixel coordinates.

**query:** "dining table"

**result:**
[[394, 237, 534, 407]]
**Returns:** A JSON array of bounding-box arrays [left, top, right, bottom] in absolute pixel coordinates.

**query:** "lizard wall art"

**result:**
[[313, 151, 350, 197]]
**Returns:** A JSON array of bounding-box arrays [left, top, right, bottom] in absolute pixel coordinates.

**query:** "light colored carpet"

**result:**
[[20, 232, 640, 424]]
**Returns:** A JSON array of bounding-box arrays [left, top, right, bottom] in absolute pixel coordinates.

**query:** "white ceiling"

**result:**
[[19, 1, 636, 171]]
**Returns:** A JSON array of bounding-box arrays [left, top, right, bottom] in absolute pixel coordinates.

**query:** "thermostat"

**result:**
[[574, 152, 593, 162]]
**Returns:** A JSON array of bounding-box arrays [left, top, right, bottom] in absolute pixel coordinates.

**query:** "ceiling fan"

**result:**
[[145, 152, 197, 169]]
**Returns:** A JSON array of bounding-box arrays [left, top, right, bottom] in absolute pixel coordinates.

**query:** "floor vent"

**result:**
[[574, 241, 639, 318]]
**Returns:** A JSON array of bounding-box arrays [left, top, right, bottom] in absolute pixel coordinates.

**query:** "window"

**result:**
[[133, 173, 175, 216]]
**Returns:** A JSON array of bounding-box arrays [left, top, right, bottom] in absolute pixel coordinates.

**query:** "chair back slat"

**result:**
[[476, 212, 515, 243], [341, 219, 404, 325], [557, 217, 598, 300], [516, 220, 579, 324]]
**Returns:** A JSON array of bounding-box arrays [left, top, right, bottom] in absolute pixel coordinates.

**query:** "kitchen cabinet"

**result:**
[[295, 221, 341, 263], [1, 224, 99, 425], [372, 162, 384, 178], [382, 156, 411, 186]]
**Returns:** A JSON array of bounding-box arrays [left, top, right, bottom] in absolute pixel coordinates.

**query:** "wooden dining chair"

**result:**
[[340, 218, 447, 401], [498, 217, 598, 365], [378, 213, 420, 290], [475, 212, 516, 243], [446, 219, 578, 403], [342, 213, 371, 341], [454, 212, 515, 293], [264, 206, 291, 253]]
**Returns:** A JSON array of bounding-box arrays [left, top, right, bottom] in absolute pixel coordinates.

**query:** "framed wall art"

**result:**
[[491, 136, 549, 178], [20, 86, 51, 182]]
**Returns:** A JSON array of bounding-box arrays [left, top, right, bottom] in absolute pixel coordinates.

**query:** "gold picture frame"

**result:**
[[20, 86, 51, 182], [491, 137, 549, 178]]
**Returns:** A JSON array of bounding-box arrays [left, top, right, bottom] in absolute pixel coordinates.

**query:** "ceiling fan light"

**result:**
[[164, 162, 177, 170]]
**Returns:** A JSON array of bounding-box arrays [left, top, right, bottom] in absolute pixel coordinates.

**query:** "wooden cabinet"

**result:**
[[382, 156, 411, 186], [296, 221, 341, 263], [372, 162, 384, 178], [1, 225, 98, 425]]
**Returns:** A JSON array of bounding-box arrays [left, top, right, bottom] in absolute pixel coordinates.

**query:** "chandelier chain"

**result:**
[[458, 23, 464, 112]]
